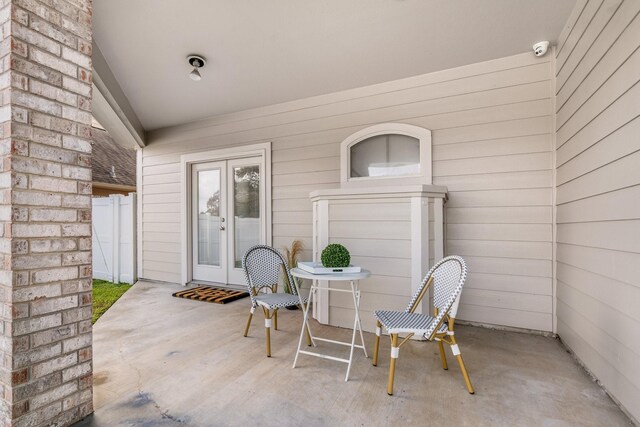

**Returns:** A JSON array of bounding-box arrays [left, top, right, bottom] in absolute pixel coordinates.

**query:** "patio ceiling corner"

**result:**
[[92, 42, 146, 150]]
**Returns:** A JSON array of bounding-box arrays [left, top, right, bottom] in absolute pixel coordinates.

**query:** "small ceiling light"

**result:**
[[187, 55, 206, 81]]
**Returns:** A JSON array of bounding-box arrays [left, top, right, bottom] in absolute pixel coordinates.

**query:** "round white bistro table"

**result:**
[[290, 267, 371, 381]]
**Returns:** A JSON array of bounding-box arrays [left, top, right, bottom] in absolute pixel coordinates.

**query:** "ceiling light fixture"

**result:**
[[187, 55, 206, 81]]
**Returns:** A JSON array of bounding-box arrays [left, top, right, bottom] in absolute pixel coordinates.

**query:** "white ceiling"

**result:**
[[93, 0, 576, 131]]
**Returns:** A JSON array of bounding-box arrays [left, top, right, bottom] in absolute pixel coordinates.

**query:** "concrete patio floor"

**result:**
[[75, 280, 632, 427]]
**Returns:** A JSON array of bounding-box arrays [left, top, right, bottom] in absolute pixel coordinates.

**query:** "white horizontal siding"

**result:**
[[554, 0, 640, 421], [325, 198, 415, 330], [141, 50, 554, 332]]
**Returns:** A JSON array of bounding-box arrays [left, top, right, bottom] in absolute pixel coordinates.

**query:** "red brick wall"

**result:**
[[0, 0, 93, 425]]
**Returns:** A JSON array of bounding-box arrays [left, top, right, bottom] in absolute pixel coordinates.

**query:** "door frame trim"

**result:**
[[180, 142, 272, 285]]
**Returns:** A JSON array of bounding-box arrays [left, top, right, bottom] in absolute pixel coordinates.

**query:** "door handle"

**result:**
[[220, 225, 225, 231]]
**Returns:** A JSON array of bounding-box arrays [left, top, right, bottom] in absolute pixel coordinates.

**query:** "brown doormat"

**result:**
[[172, 286, 249, 304]]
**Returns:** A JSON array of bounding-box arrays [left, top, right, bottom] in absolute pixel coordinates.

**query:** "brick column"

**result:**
[[0, 0, 93, 425]]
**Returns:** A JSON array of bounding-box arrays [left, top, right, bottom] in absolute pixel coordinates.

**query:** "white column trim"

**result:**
[[136, 149, 143, 280], [410, 196, 429, 315], [312, 200, 318, 318], [551, 46, 558, 335], [315, 199, 330, 324], [434, 197, 444, 261]]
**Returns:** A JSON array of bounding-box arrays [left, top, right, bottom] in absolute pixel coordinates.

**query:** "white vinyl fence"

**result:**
[[92, 194, 137, 284]]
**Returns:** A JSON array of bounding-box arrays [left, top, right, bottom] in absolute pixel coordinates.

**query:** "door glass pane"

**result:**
[[350, 134, 420, 178], [197, 169, 221, 266], [234, 165, 260, 268]]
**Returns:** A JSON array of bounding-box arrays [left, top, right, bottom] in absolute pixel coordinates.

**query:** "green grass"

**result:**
[[92, 279, 132, 324]]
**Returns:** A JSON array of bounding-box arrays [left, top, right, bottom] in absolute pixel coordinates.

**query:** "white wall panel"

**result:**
[[555, 1, 640, 421], [141, 51, 555, 332]]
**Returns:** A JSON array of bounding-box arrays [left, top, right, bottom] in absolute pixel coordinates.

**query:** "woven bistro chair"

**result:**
[[372, 255, 474, 395], [242, 245, 311, 357]]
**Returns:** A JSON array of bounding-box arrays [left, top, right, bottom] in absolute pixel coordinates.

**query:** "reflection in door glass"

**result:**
[[234, 165, 260, 268], [198, 169, 220, 266]]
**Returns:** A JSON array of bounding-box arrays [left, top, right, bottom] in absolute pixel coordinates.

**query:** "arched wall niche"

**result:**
[[340, 123, 432, 187]]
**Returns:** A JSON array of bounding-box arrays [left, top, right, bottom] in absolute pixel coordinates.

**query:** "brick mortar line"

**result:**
[[13, 253, 90, 255], [12, 127, 92, 145], [10, 178, 92, 189], [9, 152, 92, 167], [18, 135, 94, 149], [12, 5, 92, 45], [13, 100, 93, 117], [13, 175, 91, 184], [11, 37, 91, 75], [10, 46, 89, 86], [14, 392, 89, 415], [12, 118, 92, 136], [22, 391, 92, 427], [13, 0, 89, 23], [10, 89, 91, 120], [12, 368, 93, 404], [9, 154, 93, 168], [11, 252, 76, 257], [11, 70, 92, 99], [11, 197, 93, 202], [10, 52, 92, 93]]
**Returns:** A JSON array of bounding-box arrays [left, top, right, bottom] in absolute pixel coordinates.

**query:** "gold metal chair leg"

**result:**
[[387, 334, 399, 395], [243, 310, 253, 337], [264, 309, 272, 357], [304, 323, 312, 346], [450, 336, 474, 394], [274, 309, 278, 331], [373, 320, 381, 366], [438, 340, 448, 370], [455, 353, 474, 394]]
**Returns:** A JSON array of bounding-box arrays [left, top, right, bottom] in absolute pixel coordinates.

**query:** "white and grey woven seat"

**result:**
[[372, 255, 475, 395], [254, 292, 307, 310], [242, 245, 310, 357], [374, 311, 449, 335]]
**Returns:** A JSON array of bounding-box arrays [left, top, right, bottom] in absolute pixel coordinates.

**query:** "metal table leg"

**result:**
[[293, 284, 316, 368], [345, 280, 368, 381]]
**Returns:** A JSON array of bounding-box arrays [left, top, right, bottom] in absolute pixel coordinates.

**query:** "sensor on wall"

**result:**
[[533, 41, 550, 57]]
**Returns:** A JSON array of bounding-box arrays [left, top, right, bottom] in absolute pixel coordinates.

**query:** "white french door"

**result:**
[[226, 157, 266, 284], [192, 161, 227, 283], [191, 156, 265, 285]]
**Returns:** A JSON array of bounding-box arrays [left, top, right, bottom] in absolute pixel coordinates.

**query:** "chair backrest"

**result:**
[[405, 256, 467, 339], [242, 245, 297, 305]]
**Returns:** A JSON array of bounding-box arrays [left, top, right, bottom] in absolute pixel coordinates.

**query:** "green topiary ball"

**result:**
[[321, 244, 351, 268]]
